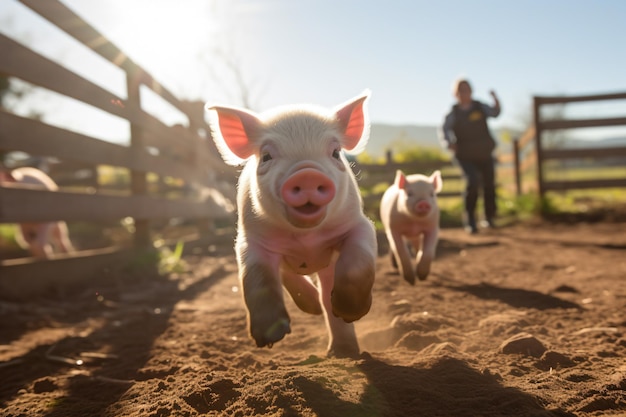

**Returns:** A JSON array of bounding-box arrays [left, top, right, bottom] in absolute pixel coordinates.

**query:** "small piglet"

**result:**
[[206, 91, 377, 358], [380, 170, 442, 284], [0, 167, 75, 258]]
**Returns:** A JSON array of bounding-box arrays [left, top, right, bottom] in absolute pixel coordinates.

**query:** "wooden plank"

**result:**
[[16, 0, 226, 166], [541, 146, 626, 161], [535, 92, 626, 105], [518, 126, 536, 149], [18, 0, 191, 119], [362, 190, 461, 206], [0, 111, 213, 185], [356, 161, 454, 175], [18, 0, 138, 74], [539, 117, 626, 131], [498, 153, 514, 164], [543, 178, 626, 191], [0, 33, 130, 119], [534, 97, 545, 198], [0, 186, 233, 223], [0, 34, 205, 159], [0, 247, 132, 300]]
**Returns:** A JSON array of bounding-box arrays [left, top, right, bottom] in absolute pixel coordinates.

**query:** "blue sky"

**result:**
[[2, 0, 626, 143]]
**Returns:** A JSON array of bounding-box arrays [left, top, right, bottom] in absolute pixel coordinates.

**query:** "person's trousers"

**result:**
[[456, 157, 496, 225]]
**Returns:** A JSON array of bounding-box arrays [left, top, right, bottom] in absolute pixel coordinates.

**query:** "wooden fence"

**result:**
[[532, 92, 626, 198], [0, 0, 236, 298], [499, 91, 626, 199], [498, 126, 538, 196]]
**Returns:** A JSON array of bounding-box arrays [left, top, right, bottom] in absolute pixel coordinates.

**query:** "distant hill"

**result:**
[[365, 123, 626, 157], [366, 123, 441, 157], [366, 123, 517, 157]]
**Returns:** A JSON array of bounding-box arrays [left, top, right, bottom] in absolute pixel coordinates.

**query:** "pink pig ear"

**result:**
[[394, 170, 406, 189], [334, 89, 371, 154], [206, 105, 261, 166], [430, 170, 443, 193]]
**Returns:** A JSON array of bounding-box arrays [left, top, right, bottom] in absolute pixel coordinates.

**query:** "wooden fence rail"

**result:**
[[533, 92, 626, 197], [0, 0, 236, 298]]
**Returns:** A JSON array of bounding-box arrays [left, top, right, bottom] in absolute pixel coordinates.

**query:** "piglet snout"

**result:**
[[414, 200, 431, 215], [281, 168, 336, 228], [281, 168, 335, 208]]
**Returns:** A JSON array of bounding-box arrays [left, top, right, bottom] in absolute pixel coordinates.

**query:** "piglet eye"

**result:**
[[332, 148, 341, 159], [261, 151, 272, 163]]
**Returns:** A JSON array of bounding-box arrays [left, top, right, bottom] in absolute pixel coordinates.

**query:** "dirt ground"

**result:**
[[1, 220, 625, 417]]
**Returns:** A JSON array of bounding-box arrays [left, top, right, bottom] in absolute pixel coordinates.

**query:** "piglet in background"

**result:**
[[0, 167, 75, 259], [380, 170, 442, 284], [206, 91, 377, 358]]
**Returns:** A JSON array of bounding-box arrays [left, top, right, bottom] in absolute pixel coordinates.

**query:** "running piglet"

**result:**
[[380, 170, 442, 284], [206, 91, 377, 358]]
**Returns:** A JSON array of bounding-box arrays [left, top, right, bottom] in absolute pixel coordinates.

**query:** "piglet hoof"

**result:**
[[250, 315, 291, 348], [416, 262, 430, 281], [327, 343, 360, 359], [403, 272, 416, 286], [331, 289, 372, 323]]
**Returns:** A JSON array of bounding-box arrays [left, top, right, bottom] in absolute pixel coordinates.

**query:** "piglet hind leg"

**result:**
[[331, 220, 377, 323], [318, 266, 360, 359], [415, 231, 438, 281], [387, 231, 416, 285], [281, 270, 323, 315], [241, 262, 291, 348]]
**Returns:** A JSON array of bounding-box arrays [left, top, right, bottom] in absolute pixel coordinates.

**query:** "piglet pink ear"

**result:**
[[0, 170, 17, 182], [394, 170, 406, 189], [206, 105, 261, 166], [334, 89, 371, 154], [430, 170, 443, 193]]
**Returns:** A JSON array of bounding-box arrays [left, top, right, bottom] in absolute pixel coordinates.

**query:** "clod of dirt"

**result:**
[[535, 350, 576, 371], [552, 285, 580, 294], [32, 378, 58, 393], [499, 332, 547, 357], [390, 312, 455, 333], [478, 311, 529, 337], [394, 331, 441, 351]]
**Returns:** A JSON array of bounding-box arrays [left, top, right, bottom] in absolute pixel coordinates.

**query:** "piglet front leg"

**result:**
[[387, 229, 416, 285], [331, 218, 377, 323], [239, 248, 291, 347], [415, 229, 438, 281]]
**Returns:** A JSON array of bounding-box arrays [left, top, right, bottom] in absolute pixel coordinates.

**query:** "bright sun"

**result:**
[[106, 1, 220, 83]]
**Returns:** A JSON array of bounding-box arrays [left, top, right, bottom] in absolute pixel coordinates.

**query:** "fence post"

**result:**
[[127, 71, 151, 248], [533, 97, 545, 200], [386, 150, 393, 165], [513, 137, 521, 196], [187, 101, 214, 236]]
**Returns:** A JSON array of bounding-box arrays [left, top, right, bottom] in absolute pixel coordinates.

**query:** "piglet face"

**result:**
[[395, 170, 442, 219], [207, 91, 371, 230], [255, 113, 349, 228]]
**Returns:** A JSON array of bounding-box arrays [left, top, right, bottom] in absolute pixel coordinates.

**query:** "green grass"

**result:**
[[0, 224, 20, 249]]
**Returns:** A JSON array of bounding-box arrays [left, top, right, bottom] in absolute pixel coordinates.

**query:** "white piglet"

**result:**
[[380, 170, 442, 284], [206, 91, 377, 358], [0, 167, 75, 259]]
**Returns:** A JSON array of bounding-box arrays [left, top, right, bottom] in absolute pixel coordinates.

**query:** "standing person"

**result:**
[[440, 78, 501, 234]]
